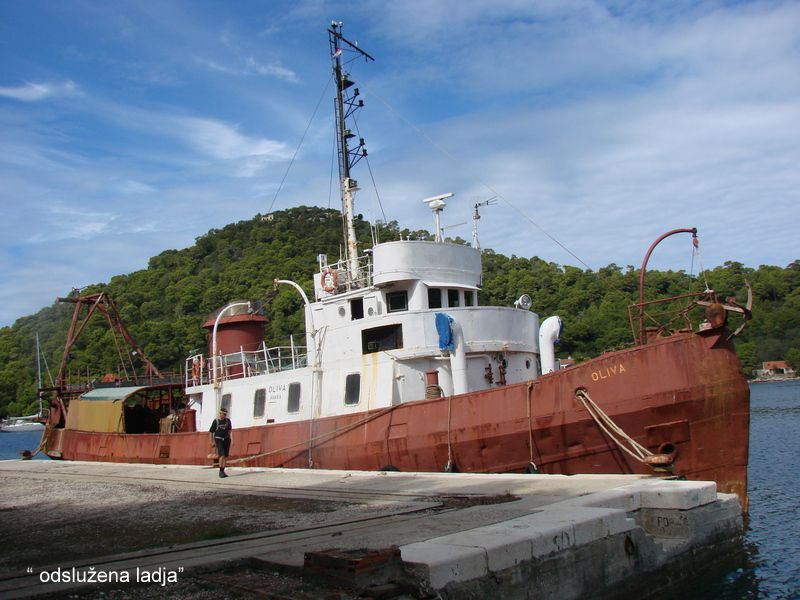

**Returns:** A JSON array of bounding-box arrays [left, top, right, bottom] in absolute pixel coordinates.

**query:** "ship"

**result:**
[[1, 417, 45, 433], [39, 23, 751, 509]]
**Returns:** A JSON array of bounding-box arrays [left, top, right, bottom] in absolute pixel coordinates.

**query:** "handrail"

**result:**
[[185, 346, 308, 387]]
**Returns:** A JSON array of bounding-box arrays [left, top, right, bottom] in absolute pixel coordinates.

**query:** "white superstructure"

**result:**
[[183, 23, 561, 434], [185, 233, 561, 433]]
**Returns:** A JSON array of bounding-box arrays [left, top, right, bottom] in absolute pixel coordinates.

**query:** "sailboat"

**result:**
[[1, 334, 46, 433]]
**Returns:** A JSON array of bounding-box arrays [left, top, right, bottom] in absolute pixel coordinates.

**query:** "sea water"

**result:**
[[0, 429, 47, 461], [1, 382, 797, 597], [693, 380, 800, 599]]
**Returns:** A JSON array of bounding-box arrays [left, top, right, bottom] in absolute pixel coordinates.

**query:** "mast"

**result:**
[[328, 22, 374, 284], [471, 197, 497, 250], [36, 333, 42, 418]]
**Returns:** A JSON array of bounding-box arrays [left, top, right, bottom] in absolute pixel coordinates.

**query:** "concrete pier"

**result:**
[[0, 460, 743, 599]]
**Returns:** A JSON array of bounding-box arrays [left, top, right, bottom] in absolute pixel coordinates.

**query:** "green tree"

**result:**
[[0, 205, 798, 418], [784, 348, 800, 371]]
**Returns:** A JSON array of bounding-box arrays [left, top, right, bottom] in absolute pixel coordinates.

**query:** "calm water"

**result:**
[[692, 380, 800, 600], [1, 381, 798, 597], [0, 428, 48, 460]]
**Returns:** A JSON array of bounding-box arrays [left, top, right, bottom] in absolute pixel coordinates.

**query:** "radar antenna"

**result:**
[[423, 192, 454, 242]]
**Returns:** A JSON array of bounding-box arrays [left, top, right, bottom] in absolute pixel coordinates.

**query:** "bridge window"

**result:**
[[288, 382, 301, 413], [448, 289, 460, 307], [221, 393, 232, 413], [464, 291, 475, 307], [253, 389, 266, 418], [428, 287, 442, 309], [386, 291, 408, 313], [344, 373, 361, 405]]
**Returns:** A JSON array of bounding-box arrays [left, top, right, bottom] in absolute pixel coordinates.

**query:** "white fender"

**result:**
[[449, 318, 468, 395], [539, 316, 563, 374]]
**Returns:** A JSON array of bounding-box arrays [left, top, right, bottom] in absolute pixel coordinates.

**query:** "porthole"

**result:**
[[525, 359, 531, 369]]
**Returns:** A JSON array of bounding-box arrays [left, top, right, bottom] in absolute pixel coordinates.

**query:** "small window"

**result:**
[[362, 324, 404, 354], [344, 373, 361, 405], [253, 389, 266, 418], [288, 382, 301, 413], [427, 287, 442, 309], [448, 289, 460, 307], [351, 298, 364, 320], [386, 291, 408, 312], [464, 291, 474, 307], [221, 393, 232, 413]]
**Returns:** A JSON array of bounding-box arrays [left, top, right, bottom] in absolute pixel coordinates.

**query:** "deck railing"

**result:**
[[317, 254, 373, 299], [185, 342, 307, 387]]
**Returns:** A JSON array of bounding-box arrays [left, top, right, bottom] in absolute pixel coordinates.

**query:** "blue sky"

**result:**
[[1, 0, 798, 326]]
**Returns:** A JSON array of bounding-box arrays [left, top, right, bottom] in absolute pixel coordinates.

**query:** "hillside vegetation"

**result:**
[[1, 206, 798, 417]]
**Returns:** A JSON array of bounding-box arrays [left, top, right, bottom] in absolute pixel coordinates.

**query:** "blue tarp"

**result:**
[[435, 312, 455, 351]]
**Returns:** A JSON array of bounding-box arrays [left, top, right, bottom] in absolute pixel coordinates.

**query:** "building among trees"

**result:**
[[753, 361, 797, 380]]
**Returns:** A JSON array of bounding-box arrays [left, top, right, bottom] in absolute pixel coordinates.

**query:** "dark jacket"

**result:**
[[210, 417, 232, 440]]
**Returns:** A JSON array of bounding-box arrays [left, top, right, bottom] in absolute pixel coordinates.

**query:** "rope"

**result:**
[[267, 74, 333, 215], [445, 394, 454, 470], [363, 154, 387, 223], [227, 404, 397, 466], [350, 115, 387, 223], [575, 389, 653, 464], [425, 385, 443, 399], [354, 78, 591, 269], [526, 382, 538, 471], [41, 351, 55, 387], [26, 422, 55, 459], [328, 122, 337, 209]]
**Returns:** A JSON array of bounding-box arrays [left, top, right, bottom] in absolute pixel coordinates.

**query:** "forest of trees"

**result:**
[[1, 205, 798, 418]]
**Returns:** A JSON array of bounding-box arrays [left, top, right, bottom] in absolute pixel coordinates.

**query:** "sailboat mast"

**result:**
[[328, 22, 373, 284], [36, 333, 42, 418]]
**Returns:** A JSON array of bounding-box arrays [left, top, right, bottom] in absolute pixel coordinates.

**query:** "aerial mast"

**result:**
[[36, 333, 43, 418], [328, 22, 374, 284], [471, 197, 497, 250]]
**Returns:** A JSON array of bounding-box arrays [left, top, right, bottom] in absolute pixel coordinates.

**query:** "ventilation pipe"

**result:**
[[539, 316, 563, 374], [449, 319, 468, 395]]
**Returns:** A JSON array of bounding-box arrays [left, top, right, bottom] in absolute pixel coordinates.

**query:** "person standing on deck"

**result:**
[[210, 407, 232, 478]]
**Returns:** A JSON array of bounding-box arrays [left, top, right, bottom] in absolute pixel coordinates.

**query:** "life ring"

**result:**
[[321, 268, 338, 293]]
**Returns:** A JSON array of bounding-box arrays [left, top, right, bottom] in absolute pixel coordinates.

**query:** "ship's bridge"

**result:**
[[314, 239, 481, 305], [371, 240, 480, 288]]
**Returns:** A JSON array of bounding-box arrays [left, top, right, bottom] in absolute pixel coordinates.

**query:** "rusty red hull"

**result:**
[[43, 329, 749, 505]]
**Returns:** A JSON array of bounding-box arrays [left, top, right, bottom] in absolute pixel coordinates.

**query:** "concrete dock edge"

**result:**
[[0, 461, 743, 599]]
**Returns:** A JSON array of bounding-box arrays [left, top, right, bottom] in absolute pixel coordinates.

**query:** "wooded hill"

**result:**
[[1, 205, 798, 417]]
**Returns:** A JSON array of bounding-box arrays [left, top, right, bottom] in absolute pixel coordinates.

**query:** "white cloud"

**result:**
[[1, 0, 798, 327], [25, 203, 117, 243], [115, 180, 156, 195], [195, 56, 299, 82], [177, 116, 289, 164], [195, 57, 240, 75], [245, 57, 299, 82], [0, 81, 79, 102]]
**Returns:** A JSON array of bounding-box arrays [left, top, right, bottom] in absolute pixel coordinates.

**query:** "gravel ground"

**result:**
[[0, 474, 359, 575], [0, 469, 514, 598], [0, 471, 435, 598]]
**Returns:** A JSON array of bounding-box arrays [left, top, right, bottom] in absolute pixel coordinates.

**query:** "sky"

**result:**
[[1, 0, 798, 327]]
